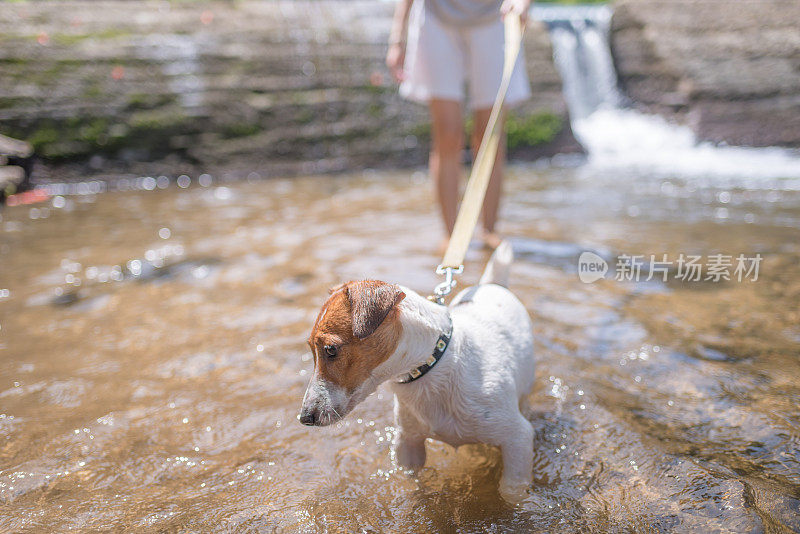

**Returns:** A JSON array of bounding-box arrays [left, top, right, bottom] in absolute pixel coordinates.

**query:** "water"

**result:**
[[1, 166, 799, 531], [539, 5, 800, 180]]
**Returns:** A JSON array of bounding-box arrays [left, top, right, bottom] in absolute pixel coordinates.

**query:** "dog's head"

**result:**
[[299, 280, 405, 426]]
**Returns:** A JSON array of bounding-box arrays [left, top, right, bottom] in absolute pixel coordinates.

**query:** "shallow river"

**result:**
[[1, 164, 799, 531]]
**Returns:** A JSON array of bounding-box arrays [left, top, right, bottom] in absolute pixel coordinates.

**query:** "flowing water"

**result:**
[[1, 163, 800, 531], [540, 4, 800, 181]]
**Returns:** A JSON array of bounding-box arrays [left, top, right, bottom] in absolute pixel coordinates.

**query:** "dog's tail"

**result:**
[[479, 240, 513, 287]]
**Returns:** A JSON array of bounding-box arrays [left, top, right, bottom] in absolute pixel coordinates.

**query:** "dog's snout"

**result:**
[[300, 378, 348, 427], [299, 409, 317, 426]]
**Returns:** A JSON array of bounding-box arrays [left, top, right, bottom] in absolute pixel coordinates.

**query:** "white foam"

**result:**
[[573, 108, 800, 181], [544, 7, 800, 183]]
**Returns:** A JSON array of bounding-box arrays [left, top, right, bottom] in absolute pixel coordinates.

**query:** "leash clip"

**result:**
[[431, 265, 463, 305]]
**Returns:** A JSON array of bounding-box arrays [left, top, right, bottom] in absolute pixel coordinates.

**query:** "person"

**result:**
[[387, 0, 532, 250]]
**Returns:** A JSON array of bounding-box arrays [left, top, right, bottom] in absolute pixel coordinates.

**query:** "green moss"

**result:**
[[14, 118, 108, 159], [367, 102, 383, 118], [78, 118, 109, 144], [52, 29, 132, 46], [0, 97, 29, 110], [0, 57, 30, 66], [51, 34, 90, 46], [82, 82, 104, 100], [126, 93, 149, 110], [295, 108, 315, 125], [407, 122, 431, 141], [416, 111, 562, 149], [363, 84, 389, 96], [221, 122, 261, 139], [125, 92, 177, 111], [505, 112, 562, 149], [6, 107, 196, 162], [23, 60, 86, 86], [290, 92, 308, 106], [40, 141, 89, 159], [129, 109, 189, 130], [28, 125, 59, 152]]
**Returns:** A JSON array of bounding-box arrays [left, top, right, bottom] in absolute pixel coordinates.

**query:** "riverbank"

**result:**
[[4, 0, 798, 183], [0, 1, 580, 182]]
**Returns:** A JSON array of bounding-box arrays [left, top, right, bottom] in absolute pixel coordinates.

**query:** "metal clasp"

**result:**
[[430, 265, 463, 305]]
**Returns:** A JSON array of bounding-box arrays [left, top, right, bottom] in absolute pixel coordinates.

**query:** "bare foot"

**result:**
[[480, 230, 503, 250]]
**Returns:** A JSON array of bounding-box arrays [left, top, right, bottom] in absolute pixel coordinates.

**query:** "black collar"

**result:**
[[397, 314, 453, 384]]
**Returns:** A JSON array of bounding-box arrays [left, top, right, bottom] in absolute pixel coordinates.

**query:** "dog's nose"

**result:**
[[299, 409, 316, 426]]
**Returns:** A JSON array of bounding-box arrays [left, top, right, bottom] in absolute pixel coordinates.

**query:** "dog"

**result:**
[[299, 241, 535, 502]]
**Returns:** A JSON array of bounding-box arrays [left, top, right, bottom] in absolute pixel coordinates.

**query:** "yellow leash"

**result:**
[[433, 14, 525, 303]]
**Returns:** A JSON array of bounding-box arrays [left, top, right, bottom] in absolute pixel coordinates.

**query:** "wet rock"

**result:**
[[0, 133, 34, 197], [0, 166, 25, 196], [51, 288, 81, 306], [611, 0, 800, 147]]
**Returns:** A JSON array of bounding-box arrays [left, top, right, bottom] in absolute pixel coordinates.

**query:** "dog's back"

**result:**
[[449, 241, 535, 400]]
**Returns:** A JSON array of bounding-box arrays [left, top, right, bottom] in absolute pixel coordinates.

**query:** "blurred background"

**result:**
[[1, 0, 799, 532]]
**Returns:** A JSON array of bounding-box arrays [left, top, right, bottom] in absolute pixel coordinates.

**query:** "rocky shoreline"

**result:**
[[611, 0, 800, 148], [1, 0, 796, 184], [0, 1, 580, 183]]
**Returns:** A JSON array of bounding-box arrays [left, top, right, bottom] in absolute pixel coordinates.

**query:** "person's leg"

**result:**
[[429, 98, 465, 239], [471, 107, 506, 249]]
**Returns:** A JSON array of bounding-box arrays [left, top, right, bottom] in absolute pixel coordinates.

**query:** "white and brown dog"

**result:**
[[299, 242, 535, 501]]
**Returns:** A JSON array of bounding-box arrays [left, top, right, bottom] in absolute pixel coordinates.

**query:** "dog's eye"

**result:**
[[324, 345, 338, 358]]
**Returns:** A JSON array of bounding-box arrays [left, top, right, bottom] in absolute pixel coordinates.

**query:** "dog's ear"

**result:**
[[328, 283, 346, 294], [346, 281, 405, 340]]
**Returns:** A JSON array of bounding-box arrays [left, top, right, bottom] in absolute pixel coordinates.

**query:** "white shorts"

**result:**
[[400, 0, 532, 110]]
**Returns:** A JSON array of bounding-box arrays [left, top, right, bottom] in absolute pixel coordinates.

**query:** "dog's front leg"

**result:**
[[392, 400, 427, 470], [498, 414, 534, 503]]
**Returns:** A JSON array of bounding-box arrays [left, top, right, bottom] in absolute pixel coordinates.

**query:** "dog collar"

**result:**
[[397, 314, 453, 384]]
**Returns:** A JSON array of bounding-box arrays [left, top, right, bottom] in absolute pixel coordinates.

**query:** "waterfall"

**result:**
[[541, 6, 621, 120], [533, 5, 800, 183]]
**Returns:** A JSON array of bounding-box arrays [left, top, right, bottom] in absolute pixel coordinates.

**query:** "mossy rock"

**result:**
[[51, 29, 133, 46], [407, 122, 431, 141], [221, 122, 261, 139], [128, 109, 193, 132], [506, 112, 563, 149], [7, 107, 200, 162], [410, 112, 562, 149], [126, 93, 177, 111], [27, 125, 60, 153]]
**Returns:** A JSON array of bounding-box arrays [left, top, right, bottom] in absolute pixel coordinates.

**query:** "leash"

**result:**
[[431, 13, 525, 305]]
